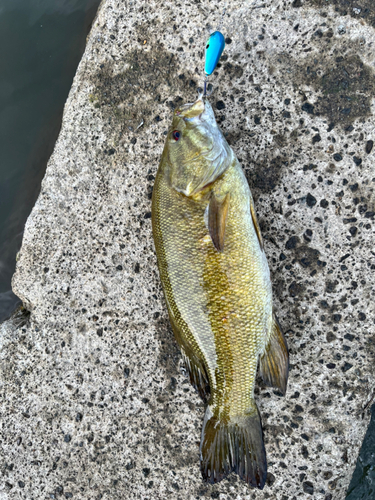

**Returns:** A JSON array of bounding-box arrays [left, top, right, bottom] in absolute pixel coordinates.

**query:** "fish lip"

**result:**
[[175, 98, 206, 120]]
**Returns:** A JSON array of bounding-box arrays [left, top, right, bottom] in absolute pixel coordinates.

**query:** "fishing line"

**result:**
[[201, 1, 267, 98]]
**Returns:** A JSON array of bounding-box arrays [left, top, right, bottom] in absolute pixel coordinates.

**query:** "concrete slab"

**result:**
[[1, 0, 375, 498]]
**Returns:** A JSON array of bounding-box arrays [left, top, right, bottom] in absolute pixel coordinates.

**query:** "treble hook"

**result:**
[[203, 78, 214, 97]]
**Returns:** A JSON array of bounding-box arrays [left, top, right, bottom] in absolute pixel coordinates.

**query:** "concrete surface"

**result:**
[[1, 0, 375, 498]]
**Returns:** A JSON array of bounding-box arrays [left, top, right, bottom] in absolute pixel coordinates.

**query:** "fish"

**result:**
[[151, 97, 289, 489]]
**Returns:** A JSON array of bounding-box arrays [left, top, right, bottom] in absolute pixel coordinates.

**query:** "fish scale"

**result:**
[[152, 98, 288, 488]]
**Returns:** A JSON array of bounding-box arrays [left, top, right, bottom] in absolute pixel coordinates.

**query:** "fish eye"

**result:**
[[206, 44, 209, 49], [172, 130, 181, 141]]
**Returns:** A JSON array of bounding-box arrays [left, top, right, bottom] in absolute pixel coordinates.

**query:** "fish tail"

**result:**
[[200, 404, 267, 489]]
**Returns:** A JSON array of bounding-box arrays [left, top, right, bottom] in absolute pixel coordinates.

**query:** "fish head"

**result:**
[[163, 98, 232, 197]]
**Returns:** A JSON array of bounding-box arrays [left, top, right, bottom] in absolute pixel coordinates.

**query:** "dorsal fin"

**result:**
[[208, 193, 230, 252], [259, 313, 289, 395], [250, 200, 264, 251]]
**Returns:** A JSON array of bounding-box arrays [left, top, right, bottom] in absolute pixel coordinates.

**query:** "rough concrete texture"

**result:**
[[1, 0, 375, 498]]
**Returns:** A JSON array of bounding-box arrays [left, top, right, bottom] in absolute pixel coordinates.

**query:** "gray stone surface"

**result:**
[[1, 0, 375, 498]]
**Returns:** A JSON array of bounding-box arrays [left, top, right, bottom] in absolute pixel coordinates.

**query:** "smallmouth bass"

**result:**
[[152, 98, 289, 489]]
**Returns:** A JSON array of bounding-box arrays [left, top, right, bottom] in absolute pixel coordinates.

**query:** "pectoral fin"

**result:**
[[208, 193, 230, 252], [250, 199, 264, 251], [259, 313, 289, 395]]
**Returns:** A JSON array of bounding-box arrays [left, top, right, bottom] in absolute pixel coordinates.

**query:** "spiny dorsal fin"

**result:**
[[259, 313, 289, 395], [208, 193, 230, 252], [250, 200, 264, 251]]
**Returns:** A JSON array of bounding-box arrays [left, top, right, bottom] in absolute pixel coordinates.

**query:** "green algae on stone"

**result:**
[[309, 0, 375, 28], [276, 51, 375, 127], [302, 53, 375, 127], [90, 45, 197, 133], [246, 155, 288, 197]]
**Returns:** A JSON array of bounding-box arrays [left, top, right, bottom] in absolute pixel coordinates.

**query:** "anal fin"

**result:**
[[259, 313, 289, 395], [181, 348, 210, 403], [165, 295, 210, 402]]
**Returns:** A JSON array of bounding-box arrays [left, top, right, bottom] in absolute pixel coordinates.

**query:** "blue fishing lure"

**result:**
[[204, 31, 225, 76]]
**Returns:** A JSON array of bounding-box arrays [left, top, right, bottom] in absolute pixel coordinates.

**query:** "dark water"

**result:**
[[0, 0, 101, 321], [347, 404, 375, 499], [0, 1, 373, 497]]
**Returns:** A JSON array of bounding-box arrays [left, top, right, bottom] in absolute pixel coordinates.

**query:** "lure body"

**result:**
[[204, 31, 225, 76], [152, 99, 289, 489]]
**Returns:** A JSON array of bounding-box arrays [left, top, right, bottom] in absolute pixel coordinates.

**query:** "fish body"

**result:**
[[152, 98, 288, 489]]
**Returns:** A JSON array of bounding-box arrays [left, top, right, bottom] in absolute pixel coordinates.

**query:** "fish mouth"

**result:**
[[175, 98, 205, 120]]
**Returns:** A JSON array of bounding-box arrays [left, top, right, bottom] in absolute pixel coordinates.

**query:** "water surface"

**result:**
[[0, 0, 101, 321], [347, 404, 375, 499]]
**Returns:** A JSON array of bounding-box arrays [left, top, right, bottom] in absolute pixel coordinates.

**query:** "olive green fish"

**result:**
[[152, 98, 289, 489]]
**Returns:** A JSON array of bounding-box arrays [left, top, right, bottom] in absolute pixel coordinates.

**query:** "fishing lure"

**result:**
[[203, 30, 225, 96], [202, 4, 227, 96], [204, 31, 225, 76]]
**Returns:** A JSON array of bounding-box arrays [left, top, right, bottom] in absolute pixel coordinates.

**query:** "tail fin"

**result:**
[[200, 405, 267, 489]]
